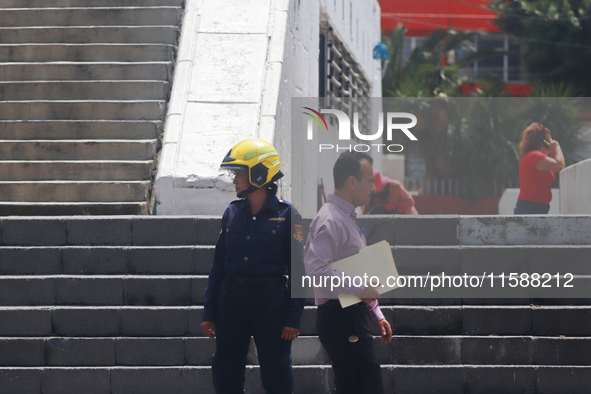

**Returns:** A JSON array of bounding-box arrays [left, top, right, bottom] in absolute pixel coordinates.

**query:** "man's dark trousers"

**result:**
[[212, 281, 293, 394], [316, 300, 384, 394]]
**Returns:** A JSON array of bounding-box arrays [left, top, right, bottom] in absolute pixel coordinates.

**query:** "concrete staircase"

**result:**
[[0, 0, 183, 216], [0, 215, 590, 393]]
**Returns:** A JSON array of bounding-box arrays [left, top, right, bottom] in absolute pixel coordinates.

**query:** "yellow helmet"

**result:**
[[220, 139, 283, 189]]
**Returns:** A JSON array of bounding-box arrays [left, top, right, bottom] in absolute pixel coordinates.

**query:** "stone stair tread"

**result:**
[[0, 161, 153, 181], [0, 203, 148, 215], [0, 43, 175, 62], [0, 120, 161, 140], [0, 101, 166, 121], [0, 7, 183, 27], [0, 64, 171, 81], [0, 3, 178, 212], [0, 140, 157, 161], [0, 26, 179, 44], [0, 159, 153, 162], [0, 81, 170, 99], [1, 0, 184, 7], [0, 181, 151, 203], [2, 334, 591, 368]]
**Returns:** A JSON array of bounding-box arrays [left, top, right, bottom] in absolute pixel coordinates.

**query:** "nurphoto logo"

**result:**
[[302, 107, 418, 153]]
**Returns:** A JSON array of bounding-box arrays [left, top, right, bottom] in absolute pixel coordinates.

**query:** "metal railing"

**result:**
[[404, 177, 517, 197]]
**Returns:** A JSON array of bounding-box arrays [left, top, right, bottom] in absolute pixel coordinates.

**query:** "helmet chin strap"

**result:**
[[236, 171, 283, 198], [237, 184, 260, 199]]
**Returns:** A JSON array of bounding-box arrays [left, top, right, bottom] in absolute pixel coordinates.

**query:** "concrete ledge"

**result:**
[[560, 158, 591, 214], [459, 216, 591, 245]]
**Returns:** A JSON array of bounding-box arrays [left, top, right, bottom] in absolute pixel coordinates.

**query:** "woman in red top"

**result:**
[[514, 123, 565, 214]]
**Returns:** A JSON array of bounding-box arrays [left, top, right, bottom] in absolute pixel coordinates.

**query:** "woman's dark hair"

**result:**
[[333, 152, 373, 189], [519, 122, 551, 156]]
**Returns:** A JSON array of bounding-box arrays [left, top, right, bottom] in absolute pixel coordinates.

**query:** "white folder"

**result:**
[[330, 240, 399, 308]]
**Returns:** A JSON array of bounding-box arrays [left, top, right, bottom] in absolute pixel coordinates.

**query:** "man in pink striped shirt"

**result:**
[[304, 152, 392, 394]]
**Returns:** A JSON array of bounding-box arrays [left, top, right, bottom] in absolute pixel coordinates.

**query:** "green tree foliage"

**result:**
[[381, 23, 587, 203], [382, 25, 503, 97], [387, 96, 584, 202], [488, 0, 591, 95]]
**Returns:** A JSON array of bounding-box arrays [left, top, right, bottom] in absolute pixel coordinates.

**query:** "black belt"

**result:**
[[318, 299, 341, 309], [229, 275, 286, 286]]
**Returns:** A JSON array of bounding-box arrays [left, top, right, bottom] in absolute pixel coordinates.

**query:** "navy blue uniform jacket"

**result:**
[[201, 195, 305, 329]]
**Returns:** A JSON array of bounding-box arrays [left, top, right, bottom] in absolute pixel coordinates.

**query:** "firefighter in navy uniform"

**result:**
[[200, 139, 305, 394]]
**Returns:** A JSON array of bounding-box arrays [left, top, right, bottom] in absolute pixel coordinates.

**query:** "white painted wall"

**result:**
[[289, 1, 383, 217], [274, 0, 319, 207], [560, 158, 591, 214], [498, 188, 560, 215], [155, 0, 382, 215]]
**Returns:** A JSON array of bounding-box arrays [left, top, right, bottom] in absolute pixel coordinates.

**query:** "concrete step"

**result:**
[[300, 305, 591, 337], [0, 101, 165, 120], [0, 246, 212, 275], [0, 275, 199, 306], [3, 365, 591, 394], [0, 161, 153, 181], [0, 44, 175, 62], [356, 215, 591, 246], [0, 202, 148, 216], [0, 120, 161, 140], [0, 140, 157, 160], [0, 181, 151, 202], [2, 305, 591, 337], [0, 7, 182, 28], [0, 217, 220, 246], [2, 335, 591, 368], [1, 0, 184, 7], [0, 81, 170, 100], [0, 62, 171, 81], [3, 244, 573, 277], [0, 26, 178, 44], [0, 275, 588, 308]]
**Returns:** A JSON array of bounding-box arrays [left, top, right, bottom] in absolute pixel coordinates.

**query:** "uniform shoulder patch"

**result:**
[[293, 224, 303, 242]]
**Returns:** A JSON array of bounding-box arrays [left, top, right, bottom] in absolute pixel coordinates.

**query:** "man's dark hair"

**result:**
[[333, 152, 373, 190]]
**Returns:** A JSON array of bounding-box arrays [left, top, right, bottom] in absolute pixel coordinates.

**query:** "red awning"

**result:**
[[380, 0, 501, 36]]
